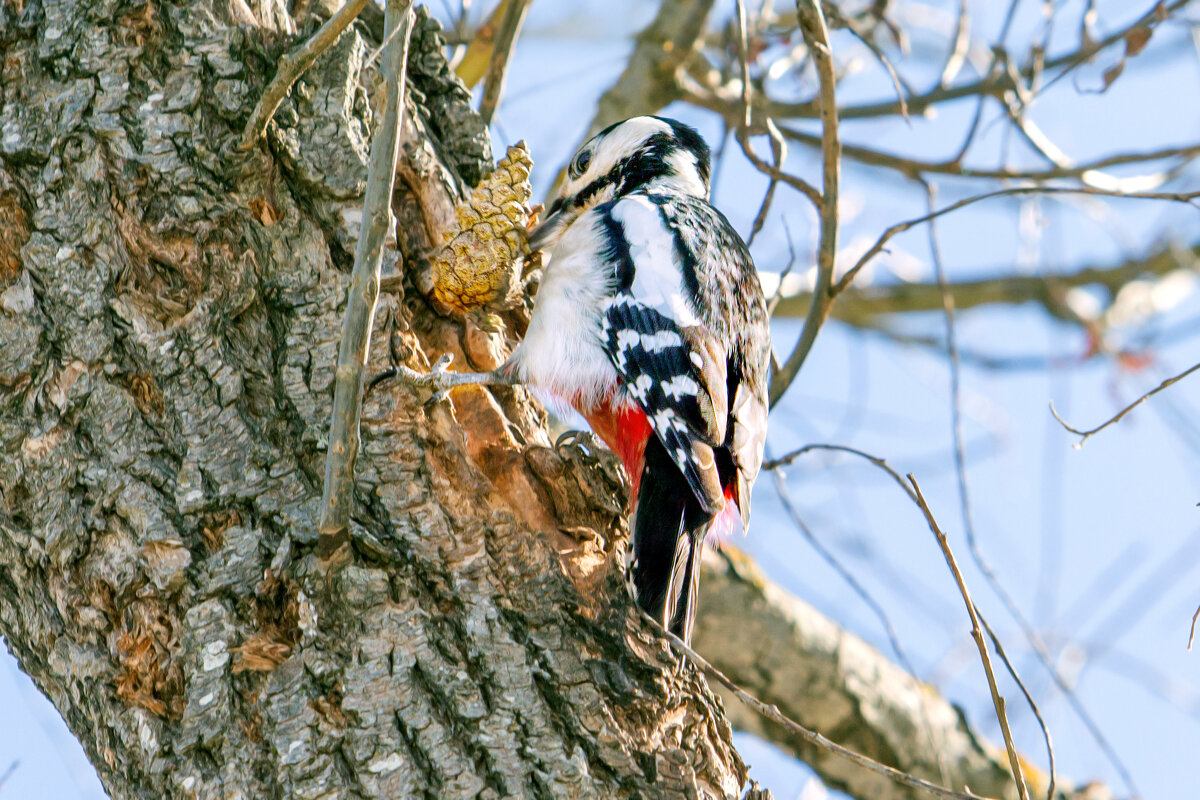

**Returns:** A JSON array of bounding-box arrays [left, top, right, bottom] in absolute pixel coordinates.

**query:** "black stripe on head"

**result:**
[[655, 117, 711, 188], [598, 207, 636, 289], [568, 118, 713, 211], [647, 195, 702, 310], [614, 132, 676, 195]]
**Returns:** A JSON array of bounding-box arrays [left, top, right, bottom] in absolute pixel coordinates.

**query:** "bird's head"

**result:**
[[529, 116, 711, 250]]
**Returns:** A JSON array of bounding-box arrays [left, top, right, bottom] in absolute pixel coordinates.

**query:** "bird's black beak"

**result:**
[[529, 198, 568, 252]]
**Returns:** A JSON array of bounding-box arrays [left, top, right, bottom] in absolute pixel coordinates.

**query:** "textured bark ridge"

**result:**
[[0, 3, 747, 798]]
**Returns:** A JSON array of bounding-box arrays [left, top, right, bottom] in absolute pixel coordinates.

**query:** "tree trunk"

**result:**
[[0, 3, 748, 798]]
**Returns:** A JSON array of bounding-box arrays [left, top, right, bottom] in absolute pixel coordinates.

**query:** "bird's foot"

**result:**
[[394, 354, 514, 405]]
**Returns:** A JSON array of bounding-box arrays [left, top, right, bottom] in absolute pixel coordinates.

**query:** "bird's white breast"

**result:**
[[513, 212, 620, 410]]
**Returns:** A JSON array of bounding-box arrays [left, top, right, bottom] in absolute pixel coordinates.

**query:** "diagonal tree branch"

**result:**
[[576, 0, 717, 152], [239, 0, 370, 151], [767, 0, 840, 407], [317, 0, 415, 555], [697, 551, 1109, 800], [477, 0, 533, 125], [1051, 360, 1200, 446]]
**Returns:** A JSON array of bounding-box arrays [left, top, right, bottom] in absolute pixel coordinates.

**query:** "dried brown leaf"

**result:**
[[1101, 61, 1125, 91], [1124, 26, 1153, 58]]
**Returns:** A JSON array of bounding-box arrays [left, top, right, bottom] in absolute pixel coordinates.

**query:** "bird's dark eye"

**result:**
[[569, 149, 592, 178]]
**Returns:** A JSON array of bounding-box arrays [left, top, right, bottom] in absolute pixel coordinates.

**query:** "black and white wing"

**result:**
[[595, 193, 768, 517]]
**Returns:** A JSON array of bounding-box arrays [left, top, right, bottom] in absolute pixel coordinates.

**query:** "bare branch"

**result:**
[[478, 0, 532, 125], [699, 551, 1099, 800], [0, 761, 17, 793], [454, 0, 521, 88], [977, 614, 1058, 800], [666, 623, 1002, 800], [317, 0, 415, 556], [834, 186, 1200, 297], [768, 240, 1199, 322], [743, 121, 787, 246], [690, 0, 1190, 124], [768, 0, 841, 408], [735, 0, 753, 129], [1051, 360, 1200, 446], [238, 0, 369, 151], [778, 125, 1200, 184], [925, 181, 1055, 800], [580, 0, 716, 147], [765, 444, 1145, 797], [736, 124, 817, 206], [907, 475, 1030, 800]]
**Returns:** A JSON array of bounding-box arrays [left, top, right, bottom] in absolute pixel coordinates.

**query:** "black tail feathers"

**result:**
[[629, 437, 713, 644]]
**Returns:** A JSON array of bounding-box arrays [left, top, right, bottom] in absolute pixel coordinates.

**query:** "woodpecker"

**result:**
[[410, 117, 771, 643]]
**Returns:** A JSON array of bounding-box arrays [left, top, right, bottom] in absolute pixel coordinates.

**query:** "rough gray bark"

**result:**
[[0, 3, 747, 798]]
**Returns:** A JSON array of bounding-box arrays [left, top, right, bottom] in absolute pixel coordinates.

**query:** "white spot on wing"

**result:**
[[662, 375, 699, 399], [640, 330, 682, 351]]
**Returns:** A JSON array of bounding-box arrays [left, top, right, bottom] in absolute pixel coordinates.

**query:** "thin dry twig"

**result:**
[[659, 626, 999, 800], [923, 180, 1057, 800], [768, 461, 954, 787], [906, 475, 1030, 800], [835, 186, 1200, 296], [317, 0, 415, 556], [735, 0, 753, 129], [743, 120, 789, 246], [767, 443, 1141, 797], [1189, 604, 1200, 650], [238, 0, 370, 151], [1050, 361, 1200, 446], [977, 614, 1057, 800], [736, 124, 817, 205], [478, 0, 532, 125], [769, 468, 918, 677], [0, 761, 17, 793], [769, 0, 840, 408], [765, 222, 800, 316]]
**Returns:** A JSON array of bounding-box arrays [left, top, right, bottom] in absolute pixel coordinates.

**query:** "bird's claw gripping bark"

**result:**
[[395, 353, 515, 406], [395, 353, 459, 406]]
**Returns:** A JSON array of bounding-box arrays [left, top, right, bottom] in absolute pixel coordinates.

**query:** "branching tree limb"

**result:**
[[579, 0, 717, 147], [238, 0, 370, 150], [696, 552, 1109, 800], [477, 0, 532, 125], [768, 0, 841, 407]]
